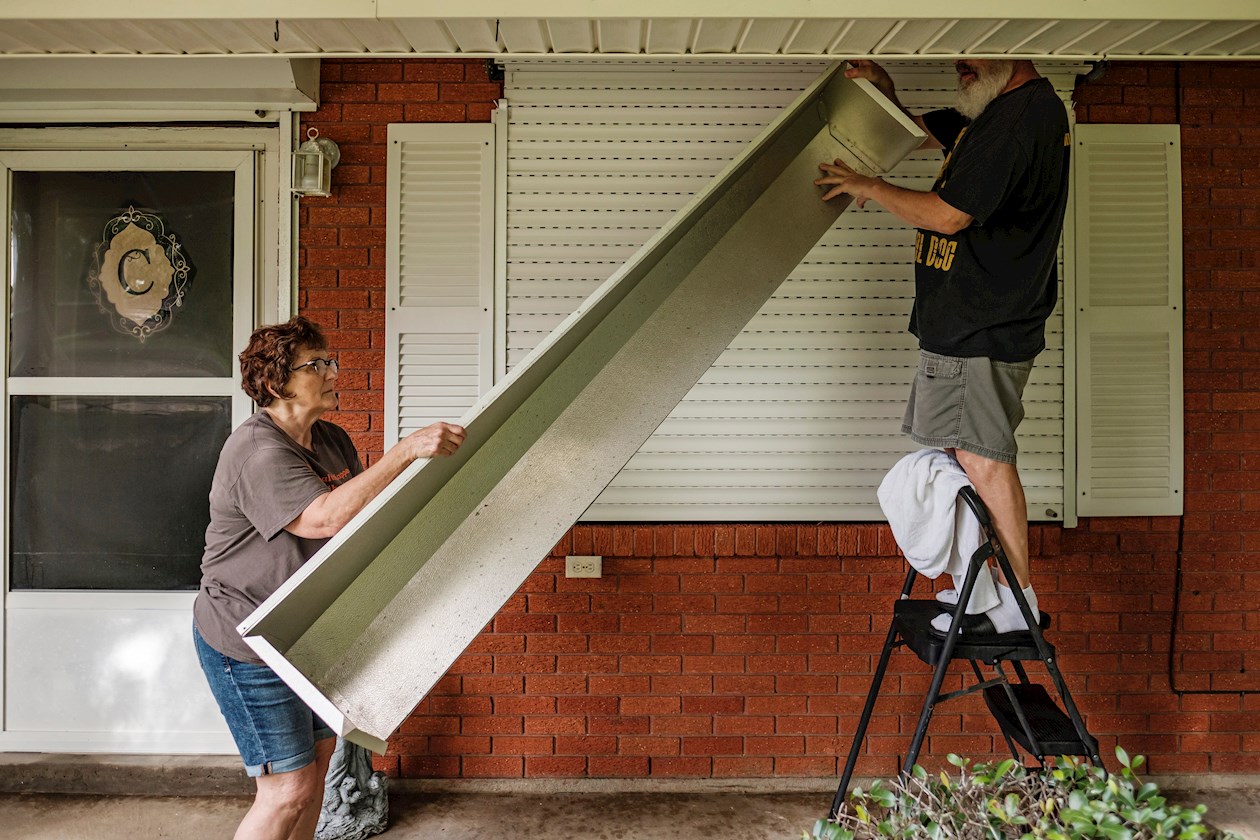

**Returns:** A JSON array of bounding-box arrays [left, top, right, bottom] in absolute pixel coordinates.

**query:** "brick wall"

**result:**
[[299, 58, 501, 464], [1074, 61, 1260, 771], [299, 59, 1260, 781]]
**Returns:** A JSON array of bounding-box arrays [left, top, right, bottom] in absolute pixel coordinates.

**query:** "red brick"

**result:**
[[556, 735, 616, 755], [652, 635, 714, 655], [398, 755, 458, 777], [588, 635, 649, 654], [525, 756, 586, 777], [494, 696, 556, 716], [439, 82, 503, 102], [1123, 85, 1177, 107], [715, 637, 771, 654], [493, 735, 554, 755], [716, 595, 778, 614], [618, 736, 678, 756], [775, 716, 836, 735], [463, 716, 522, 736], [404, 62, 468, 82], [528, 635, 589, 654], [376, 82, 440, 102], [588, 675, 650, 695], [405, 103, 466, 122], [588, 756, 648, 776], [675, 698, 740, 718], [525, 675, 588, 695], [713, 756, 773, 776], [620, 696, 680, 716], [462, 756, 522, 778], [621, 655, 681, 674], [428, 735, 490, 755], [620, 574, 679, 593], [556, 696, 618, 716]]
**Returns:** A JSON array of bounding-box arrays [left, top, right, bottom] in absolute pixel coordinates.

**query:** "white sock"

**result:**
[[932, 584, 1038, 635], [935, 581, 1001, 614], [987, 583, 1039, 633]]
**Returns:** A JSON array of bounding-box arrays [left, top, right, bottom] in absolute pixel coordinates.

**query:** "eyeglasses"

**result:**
[[290, 357, 338, 377]]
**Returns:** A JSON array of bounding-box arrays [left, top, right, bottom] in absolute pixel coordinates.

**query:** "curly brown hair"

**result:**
[[239, 316, 328, 407]]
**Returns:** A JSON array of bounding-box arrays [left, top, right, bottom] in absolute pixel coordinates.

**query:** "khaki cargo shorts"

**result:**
[[901, 350, 1034, 464]]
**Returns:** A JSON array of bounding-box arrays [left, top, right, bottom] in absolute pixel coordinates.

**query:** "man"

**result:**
[[816, 59, 1070, 633]]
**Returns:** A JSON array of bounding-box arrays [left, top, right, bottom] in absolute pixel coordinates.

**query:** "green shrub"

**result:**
[[810, 747, 1241, 840]]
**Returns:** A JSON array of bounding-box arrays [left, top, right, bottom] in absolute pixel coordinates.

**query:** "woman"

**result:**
[[193, 316, 464, 840]]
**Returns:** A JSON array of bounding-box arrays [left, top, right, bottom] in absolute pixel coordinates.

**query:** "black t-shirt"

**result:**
[[909, 78, 1070, 362]]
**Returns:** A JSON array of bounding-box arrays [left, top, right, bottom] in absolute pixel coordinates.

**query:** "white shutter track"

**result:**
[[503, 60, 1079, 522], [386, 124, 494, 447], [1075, 124, 1183, 516]]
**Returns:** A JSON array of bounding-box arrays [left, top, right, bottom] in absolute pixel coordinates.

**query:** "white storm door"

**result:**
[[0, 150, 255, 753]]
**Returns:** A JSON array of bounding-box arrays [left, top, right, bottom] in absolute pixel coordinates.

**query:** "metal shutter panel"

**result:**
[[503, 60, 1078, 521]]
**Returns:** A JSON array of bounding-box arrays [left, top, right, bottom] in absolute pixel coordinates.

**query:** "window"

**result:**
[[4, 151, 254, 590]]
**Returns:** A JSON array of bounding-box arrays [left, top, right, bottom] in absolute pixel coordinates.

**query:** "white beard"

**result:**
[[955, 60, 1016, 120]]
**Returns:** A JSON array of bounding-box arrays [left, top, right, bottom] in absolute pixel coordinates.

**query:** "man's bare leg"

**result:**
[[952, 449, 1029, 589]]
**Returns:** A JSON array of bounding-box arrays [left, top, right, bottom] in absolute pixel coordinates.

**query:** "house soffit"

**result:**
[[0, 0, 1258, 60]]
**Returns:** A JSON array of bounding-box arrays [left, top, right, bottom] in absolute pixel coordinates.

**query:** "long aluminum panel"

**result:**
[[239, 62, 924, 751]]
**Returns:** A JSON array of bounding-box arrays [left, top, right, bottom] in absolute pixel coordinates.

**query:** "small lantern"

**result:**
[[292, 127, 340, 197]]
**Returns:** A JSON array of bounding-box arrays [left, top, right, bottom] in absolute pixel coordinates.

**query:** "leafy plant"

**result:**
[[809, 747, 1241, 840]]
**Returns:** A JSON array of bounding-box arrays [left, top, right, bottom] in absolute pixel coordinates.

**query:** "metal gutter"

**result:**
[[239, 61, 925, 751]]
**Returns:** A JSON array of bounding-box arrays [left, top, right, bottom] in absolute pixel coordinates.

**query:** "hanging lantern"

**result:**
[[292, 127, 340, 197]]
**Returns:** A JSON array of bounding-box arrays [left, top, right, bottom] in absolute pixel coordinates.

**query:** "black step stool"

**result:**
[[829, 486, 1101, 819]]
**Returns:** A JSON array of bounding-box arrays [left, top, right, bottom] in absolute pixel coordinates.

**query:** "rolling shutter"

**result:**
[[1074, 124, 1183, 516], [385, 123, 495, 446], [502, 60, 1080, 522]]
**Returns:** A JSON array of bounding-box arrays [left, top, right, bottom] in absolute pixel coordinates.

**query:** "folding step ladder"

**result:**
[[829, 487, 1101, 819]]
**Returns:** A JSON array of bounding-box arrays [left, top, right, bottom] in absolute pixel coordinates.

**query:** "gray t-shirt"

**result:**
[[193, 411, 362, 663]]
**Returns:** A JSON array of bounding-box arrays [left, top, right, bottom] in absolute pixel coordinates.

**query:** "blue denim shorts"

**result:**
[[193, 623, 334, 777]]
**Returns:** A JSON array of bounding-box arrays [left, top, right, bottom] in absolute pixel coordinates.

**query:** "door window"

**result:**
[[4, 151, 254, 591]]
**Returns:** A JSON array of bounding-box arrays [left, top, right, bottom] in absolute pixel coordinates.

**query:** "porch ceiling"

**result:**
[[0, 1, 1258, 60]]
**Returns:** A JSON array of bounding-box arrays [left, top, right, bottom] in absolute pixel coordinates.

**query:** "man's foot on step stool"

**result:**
[[930, 583, 1039, 636]]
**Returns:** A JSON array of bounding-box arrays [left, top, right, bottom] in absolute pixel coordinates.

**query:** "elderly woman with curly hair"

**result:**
[[193, 316, 464, 840]]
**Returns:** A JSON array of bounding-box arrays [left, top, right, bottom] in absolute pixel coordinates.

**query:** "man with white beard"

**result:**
[[815, 59, 1070, 635]]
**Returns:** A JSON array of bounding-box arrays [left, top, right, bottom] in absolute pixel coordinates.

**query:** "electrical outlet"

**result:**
[[565, 555, 602, 579]]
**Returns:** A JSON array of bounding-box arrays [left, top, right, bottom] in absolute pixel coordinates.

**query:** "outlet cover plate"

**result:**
[[565, 555, 602, 579]]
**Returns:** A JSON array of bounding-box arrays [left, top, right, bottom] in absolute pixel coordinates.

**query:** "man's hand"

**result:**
[[401, 421, 466, 461], [815, 159, 973, 232], [843, 60, 941, 150], [844, 60, 897, 104], [815, 159, 880, 207]]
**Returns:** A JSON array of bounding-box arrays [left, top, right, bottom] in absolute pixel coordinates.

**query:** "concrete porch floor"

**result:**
[[0, 783, 1255, 839]]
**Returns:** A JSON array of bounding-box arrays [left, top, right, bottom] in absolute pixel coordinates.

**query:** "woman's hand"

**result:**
[[285, 421, 468, 539], [399, 422, 466, 461]]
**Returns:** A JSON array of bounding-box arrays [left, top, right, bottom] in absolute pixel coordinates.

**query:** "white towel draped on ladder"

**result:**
[[877, 449, 1000, 614]]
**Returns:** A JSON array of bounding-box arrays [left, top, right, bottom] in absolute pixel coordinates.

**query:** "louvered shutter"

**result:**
[[1074, 124, 1183, 516], [503, 60, 1080, 521], [385, 123, 494, 447]]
